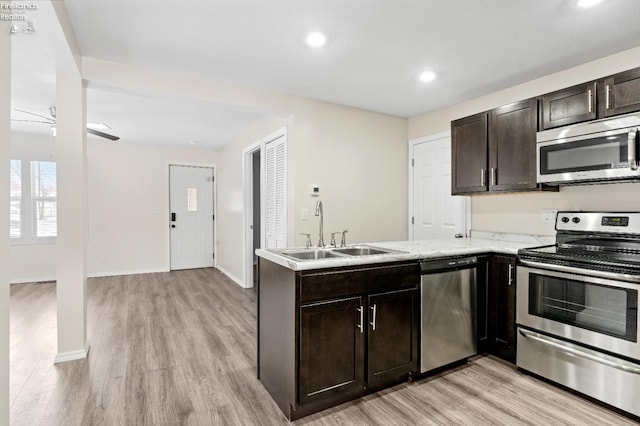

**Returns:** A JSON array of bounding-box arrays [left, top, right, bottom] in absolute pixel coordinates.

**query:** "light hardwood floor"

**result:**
[[9, 268, 640, 425]]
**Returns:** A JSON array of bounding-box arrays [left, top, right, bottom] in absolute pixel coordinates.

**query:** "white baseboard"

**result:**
[[54, 340, 90, 364], [87, 268, 170, 279], [215, 266, 248, 288]]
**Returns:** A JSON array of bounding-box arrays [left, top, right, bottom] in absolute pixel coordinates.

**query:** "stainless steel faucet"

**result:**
[[315, 200, 324, 247]]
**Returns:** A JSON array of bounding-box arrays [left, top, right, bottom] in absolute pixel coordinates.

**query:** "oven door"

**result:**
[[537, 127, 639, 184], [516, 265, 639, 361]]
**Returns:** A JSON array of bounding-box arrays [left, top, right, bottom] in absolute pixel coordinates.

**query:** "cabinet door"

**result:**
[[476, 255, 491, 353], [367, 288, 419, 388], [489, 98, 539, 192], [602, 68, 640, 118], [451, 112, 488, 194], [540, 81, 597, 130], [489, 255, 516, 362], [299, 297, 365, 405]]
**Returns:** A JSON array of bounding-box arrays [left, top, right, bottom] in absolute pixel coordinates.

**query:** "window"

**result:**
[[10, 159, 57, 243]]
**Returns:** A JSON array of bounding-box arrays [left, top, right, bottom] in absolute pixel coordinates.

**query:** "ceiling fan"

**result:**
[[12, 107, 120, 141]]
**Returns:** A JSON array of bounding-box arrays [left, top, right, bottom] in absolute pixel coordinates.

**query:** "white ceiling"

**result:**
[[11, 0, 640, 149]]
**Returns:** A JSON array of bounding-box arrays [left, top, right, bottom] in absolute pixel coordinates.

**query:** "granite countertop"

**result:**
[[256, 232, 555, 271]]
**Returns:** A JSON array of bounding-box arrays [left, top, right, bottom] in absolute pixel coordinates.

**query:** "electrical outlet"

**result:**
[[542, 209, 558, 222]]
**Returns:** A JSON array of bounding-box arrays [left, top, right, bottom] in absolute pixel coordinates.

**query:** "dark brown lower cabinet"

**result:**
[[367, 288, 419, 389], [299, 288, 419, 405], [299, 297, 365, 405], [258, 259, 420, 420], [488, 255, 517, 362]]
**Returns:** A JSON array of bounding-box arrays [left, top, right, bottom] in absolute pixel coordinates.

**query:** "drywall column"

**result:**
[[0, 15, 11, 426], [55, 74, 89, 363]]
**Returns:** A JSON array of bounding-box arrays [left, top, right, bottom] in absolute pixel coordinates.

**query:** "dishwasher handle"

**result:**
[[420, 256, 478, 274]]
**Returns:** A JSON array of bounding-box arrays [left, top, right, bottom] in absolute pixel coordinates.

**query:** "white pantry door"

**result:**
[[411, 135, 468, 240], [264, 134, 287, 249], [169, 165, 214, 270]]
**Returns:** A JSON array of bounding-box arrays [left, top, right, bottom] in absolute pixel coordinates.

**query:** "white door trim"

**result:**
[[408, 132, 471, 240], [242, 140, 262, 289], [165, 161, 217, 271]]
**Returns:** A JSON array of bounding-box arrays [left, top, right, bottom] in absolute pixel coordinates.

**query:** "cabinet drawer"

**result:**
[[299, 263, 420, 304]]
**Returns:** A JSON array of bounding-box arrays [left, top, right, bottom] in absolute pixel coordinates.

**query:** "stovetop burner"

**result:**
[[518, 212, 640, 276]]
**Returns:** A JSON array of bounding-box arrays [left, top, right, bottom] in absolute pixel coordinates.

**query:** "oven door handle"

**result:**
[[518, 259, 640, 283], [519, 329, 640, 375]]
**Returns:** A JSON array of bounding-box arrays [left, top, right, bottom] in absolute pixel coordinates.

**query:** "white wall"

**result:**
[[408, 45, 640, 236], [216, 101, 408, 285], [83, 58, 409, 287], [9, 132, 218, 282], [1, 18, 11, 424], [86, 139, 217, 276]]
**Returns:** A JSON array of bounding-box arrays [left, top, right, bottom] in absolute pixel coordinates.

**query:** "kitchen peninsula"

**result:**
[[256, 233, 551, 420]]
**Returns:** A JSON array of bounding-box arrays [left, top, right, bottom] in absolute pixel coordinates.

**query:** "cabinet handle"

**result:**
[[357, 306, 364, 333], [480, 169, 485, 187], [369, 304, 377, 331], [491, 167, 497, 186], [606, 84, 611, 110], [508, 264, 513, 286], [587, 89, 593, 113]]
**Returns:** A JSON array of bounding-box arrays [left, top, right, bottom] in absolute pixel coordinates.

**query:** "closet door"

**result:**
[[264, 134, 287, 249]]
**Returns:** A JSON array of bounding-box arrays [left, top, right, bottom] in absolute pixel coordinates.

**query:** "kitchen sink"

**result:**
[[279, 249, 345, 261], [331, 246, 390, 256], [276, 245, 402, 261]]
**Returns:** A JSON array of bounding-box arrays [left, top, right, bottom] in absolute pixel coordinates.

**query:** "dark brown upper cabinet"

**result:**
[[540, 81, 597, 130], [451, 112, 488, 194], [452, 98, 552, 195], [489, 98, 539, 192], [601, 67, 640, 118], [540, 66, 640, 130]]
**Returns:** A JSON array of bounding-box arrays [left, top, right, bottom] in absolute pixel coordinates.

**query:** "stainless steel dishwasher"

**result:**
[[420, 256, 477, 373]]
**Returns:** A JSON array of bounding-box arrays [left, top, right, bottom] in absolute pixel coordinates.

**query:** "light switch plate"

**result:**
[[301, 208, 308, 220]]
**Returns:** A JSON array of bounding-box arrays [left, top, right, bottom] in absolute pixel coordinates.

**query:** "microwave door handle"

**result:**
[[629, 129, 639, 171]]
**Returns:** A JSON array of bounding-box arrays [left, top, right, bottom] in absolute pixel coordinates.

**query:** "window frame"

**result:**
[[10, 159, 57, 245]]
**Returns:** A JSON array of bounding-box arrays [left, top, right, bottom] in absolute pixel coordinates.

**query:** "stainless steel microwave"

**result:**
[[537, 113, 640, 184]]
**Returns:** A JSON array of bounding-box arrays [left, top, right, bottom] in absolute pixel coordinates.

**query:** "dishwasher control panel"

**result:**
[[420, 256, 478, 273]]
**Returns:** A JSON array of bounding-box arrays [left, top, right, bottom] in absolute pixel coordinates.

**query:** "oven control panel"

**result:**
[[556, 212, 640, 234]]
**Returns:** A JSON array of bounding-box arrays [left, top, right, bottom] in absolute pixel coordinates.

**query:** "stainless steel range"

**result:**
[[517, 211, 640, 418]]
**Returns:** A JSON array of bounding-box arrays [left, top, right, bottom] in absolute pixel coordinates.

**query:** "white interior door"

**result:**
[[264, 134, 287, 249], [411, 135, 468, 240], [170, 165, 214, 270]]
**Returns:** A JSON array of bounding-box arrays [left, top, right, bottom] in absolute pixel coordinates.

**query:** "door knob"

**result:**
[[171, 225, 176, 229]]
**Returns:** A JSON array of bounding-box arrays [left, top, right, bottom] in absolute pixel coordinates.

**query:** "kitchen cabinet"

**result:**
[[489, 98, 539, 192], [540, 81, 597, 130], [452, 98, 551, 195], [299, 296, 365, 405], [488, 255, 517, 363], [258, 259, 420, 420], [366, 288, 419, 389], [601, 67, 640, 118], [475, 255, 491, 353], [451, 112, 488, 194], [540, 66, 640, 130]]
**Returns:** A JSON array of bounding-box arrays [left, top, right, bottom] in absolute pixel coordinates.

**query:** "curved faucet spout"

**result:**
[[315, 201, 324, 247]]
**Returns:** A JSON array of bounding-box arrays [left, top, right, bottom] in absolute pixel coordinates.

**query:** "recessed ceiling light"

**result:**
[[418, 70, 437, 83], [305, 32, 327, 47], [189, 140, 199, 146], [577, 0, 604, 7]]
